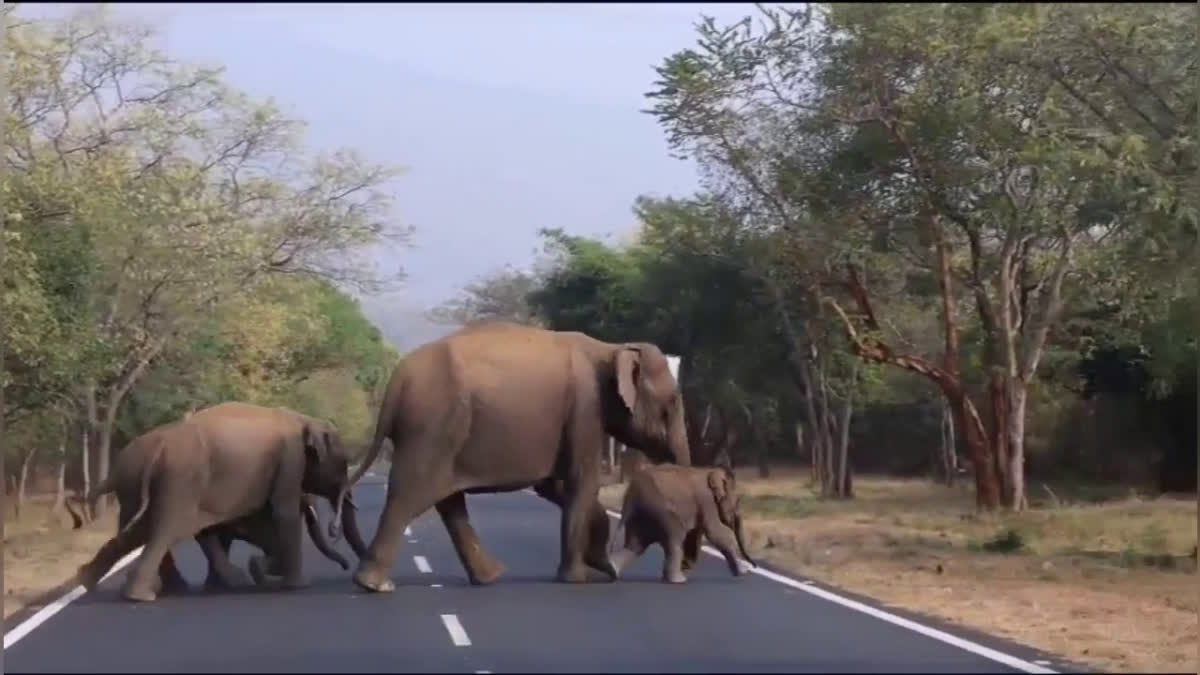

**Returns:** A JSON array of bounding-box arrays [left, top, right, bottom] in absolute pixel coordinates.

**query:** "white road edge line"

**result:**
[[414, 555, 433, 573], [3, 546, 145, 650], [602, 508, 1056, 675], [440, 613, 472, 647]]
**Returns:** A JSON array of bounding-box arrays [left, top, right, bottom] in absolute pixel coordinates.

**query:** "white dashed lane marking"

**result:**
[[430, 583, 443, 588], [413, 556, 432, 573], [440, 614, 472, 646]]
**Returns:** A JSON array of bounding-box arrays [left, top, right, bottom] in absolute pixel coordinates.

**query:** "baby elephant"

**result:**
[[611, 464, 756, 583]]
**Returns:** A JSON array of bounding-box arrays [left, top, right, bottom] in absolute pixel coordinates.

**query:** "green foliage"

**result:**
[[2, 7, 404, 482]]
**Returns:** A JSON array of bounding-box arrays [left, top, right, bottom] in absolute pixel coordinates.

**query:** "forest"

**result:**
[[435, 3, 1197, 509], [1, 5, 403, 518]]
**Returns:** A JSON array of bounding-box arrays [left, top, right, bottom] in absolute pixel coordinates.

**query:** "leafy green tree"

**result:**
[[3, 6, 408, 514], [643, 2, 1195, 509]]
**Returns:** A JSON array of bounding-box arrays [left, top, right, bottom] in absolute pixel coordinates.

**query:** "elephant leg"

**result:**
[[609, 521, 650, 578], [354, 445, 450, 594], [703, 522, 749, 577], [122, 496, 191, 603], [157, 551, 190, 595], [77, 530, 144, 592], [662, 533, 688, 584], [556, 414, 605, 584], [533, 480, 616, 580], [248, 554, 276, 586], [435, 491, 506, 585], [76, 503, 144, 591], [681, 529, 702, 572], [199, 529, 248, 589]]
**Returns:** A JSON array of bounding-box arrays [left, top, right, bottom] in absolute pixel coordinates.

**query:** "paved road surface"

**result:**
[[5, 479, 1074, 673]]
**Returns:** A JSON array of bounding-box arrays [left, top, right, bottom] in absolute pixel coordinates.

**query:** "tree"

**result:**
[[4, 6, 409, 513], [429, 265, 542, 327], [643, 3, 1195, 509]]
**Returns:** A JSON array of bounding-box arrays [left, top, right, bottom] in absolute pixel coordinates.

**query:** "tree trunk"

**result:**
[[939, 399, 957, 486], [1006, 379, 1029, 510], [80, 423, 92, 522], [53, 459, 67, 513], [830, 258, 1008, 509], [988, 372, 1011, 500], [835, 363, 856, 498], [16, 446, 39, 518]]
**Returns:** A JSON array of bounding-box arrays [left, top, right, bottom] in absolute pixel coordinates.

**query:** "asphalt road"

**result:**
[[5, 479, 1073, 673]]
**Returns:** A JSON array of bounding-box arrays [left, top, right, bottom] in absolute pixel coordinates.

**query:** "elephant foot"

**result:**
[[734, 559, 752, 576], [121, 582, 158, 603], [353, 563, 396, 593], [555, 561, 591, 584], [280, 573, 309, 591], [248, 556, 271, 587], [466, 558, 506, 586], [160, 574, 190, 595], [664, 570, 687, 584], [76, 565, 103, 592], [585, 553, 617, 581]]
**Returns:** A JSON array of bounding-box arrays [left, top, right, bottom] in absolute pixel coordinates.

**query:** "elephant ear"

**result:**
[[614, 346, 642, 413], [707, 468, 736, 524]]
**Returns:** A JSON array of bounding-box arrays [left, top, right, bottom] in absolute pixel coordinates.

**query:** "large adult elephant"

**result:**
[[70, 402, 363, 602], [333, 321, 691, 593]]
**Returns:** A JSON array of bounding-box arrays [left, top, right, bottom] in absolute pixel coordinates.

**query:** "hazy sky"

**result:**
[[29, 3, 758, 320]]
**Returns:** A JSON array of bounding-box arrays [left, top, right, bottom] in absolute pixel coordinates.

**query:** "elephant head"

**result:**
[[298, 419, 368, 560], [706, 466, 756, 568], [607, 343, 691, 467]]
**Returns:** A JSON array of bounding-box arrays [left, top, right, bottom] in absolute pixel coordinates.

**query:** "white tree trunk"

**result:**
[[1006, 380, 1029, 510], [17, 446, 38, 517], [81, 424, 91, 521], [53, 459, 67, 513]]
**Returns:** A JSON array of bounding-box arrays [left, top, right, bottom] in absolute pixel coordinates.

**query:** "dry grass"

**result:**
[[4, 494, 116, 620], [599, 467, 1199, 673]]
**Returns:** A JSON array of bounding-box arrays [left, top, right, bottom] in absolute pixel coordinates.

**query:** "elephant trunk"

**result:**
[[303, 500, 352, 570], [339, 493, 369, 561], [733, 513, 756, 568], [668, 395, 692, 467]]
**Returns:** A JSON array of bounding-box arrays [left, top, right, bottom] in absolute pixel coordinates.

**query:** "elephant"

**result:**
[[68, 484, 366, 594], [196, 491, 368, 590], [609, 463, 756, 583], [68, 402, 363, 602], [332, 320, 692, 593]]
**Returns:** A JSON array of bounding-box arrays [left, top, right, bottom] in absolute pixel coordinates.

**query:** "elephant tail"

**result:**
[[64, 475, 115, 530], [331, 369, 403, 540], [116, 438, 167, 537]]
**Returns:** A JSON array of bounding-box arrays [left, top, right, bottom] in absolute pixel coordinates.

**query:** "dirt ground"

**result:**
[[4, 494, 116, 620], [599, 467, 1199, 674]]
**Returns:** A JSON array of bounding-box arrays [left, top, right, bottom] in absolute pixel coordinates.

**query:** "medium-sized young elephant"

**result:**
[[68, 402, 363, 602], [208, 492, 367, 588], [610, 464, 756, 584], [70, 488, 366, 595]]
